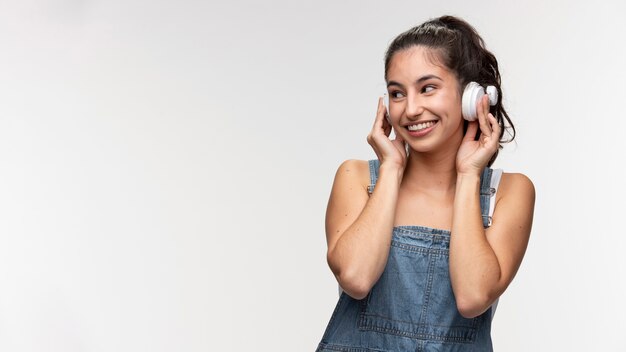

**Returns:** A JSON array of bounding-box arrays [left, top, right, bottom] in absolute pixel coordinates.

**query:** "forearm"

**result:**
[[449, 173, 501, 316], [329, 164, 402, 298]]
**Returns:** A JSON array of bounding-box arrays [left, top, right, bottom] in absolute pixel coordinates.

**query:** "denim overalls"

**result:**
[[316, 159, 500, 352]]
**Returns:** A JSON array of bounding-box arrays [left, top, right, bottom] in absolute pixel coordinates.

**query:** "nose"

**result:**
[[405, 93, 425, 119]]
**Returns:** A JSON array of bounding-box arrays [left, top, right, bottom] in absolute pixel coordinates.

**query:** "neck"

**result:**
[[402, 138, 461, 193]]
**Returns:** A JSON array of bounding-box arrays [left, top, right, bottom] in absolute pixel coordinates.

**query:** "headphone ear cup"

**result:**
[[383, 94, 390, 122], [461, 82, 485, 121]]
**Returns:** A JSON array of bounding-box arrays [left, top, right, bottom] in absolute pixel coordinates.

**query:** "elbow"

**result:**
[[455, 292, 493, 319], [336, 271, 371, 300], [327, 251, 371, 300]]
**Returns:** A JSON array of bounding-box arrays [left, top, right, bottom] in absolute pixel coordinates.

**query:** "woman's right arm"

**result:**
[[325, 98, 407, 300]]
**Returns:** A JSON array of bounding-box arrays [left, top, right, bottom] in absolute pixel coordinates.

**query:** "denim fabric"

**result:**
[[316, 160, 495, 352]]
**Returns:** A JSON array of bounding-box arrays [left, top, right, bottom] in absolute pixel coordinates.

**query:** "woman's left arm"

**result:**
[[451, 95, 536, 318], [450, 172, 535, 318]]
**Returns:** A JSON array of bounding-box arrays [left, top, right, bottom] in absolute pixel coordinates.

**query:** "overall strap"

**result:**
[[479, 168, 494, 227], [367, 159, 380, 194], [480, 168, 503, 228]]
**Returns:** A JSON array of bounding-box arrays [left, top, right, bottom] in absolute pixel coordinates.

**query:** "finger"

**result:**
[[484, 96, 493, 132], [483, 92, 490, 116], [373, 97, 386, 129], [383, 121, 392, 137], [393, 133, 405, 146], [463, 120, 479, 142], [488, 112, 500, 136], [382, 108, 391, 126], [487, 113, 500, 147], [477, 95, 492, 137], [392, 134, 407, 155]]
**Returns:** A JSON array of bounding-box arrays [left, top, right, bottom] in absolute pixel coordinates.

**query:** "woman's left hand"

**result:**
[[456, 95, 501, 176]]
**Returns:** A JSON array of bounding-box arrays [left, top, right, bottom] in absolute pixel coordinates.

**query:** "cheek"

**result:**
[[449, 104, 463, 122], [434, 92, 462, 122]]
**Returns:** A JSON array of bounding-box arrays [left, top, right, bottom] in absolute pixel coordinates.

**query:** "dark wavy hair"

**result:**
[[384, 16, 515, 166]]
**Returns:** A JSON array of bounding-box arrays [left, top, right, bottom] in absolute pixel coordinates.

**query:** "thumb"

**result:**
[[392, 134, 405, 147], [392, 135, 407, 155]]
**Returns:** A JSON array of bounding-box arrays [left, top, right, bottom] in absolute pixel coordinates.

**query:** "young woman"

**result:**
[[316, 16, 535, 351]]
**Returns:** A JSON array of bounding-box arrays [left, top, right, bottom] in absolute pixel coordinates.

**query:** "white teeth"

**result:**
[[407, 121, 435, 131]]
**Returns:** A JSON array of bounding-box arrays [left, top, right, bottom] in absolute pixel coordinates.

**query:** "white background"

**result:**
[[1, 0, 625, 351]]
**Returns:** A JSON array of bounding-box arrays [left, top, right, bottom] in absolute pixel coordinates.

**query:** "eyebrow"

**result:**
[[387, 74, 443, 88]]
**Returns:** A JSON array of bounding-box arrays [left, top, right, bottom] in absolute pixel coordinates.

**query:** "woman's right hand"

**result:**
[[366, 97, 408, 172]]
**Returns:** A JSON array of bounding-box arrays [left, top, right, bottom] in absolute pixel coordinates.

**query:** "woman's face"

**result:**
[[386, 45, 464, 153]]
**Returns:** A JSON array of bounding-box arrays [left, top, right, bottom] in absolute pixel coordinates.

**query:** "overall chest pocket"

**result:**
[[357, 239, 481, 343]]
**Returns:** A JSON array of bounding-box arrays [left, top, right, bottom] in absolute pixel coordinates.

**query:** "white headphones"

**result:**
[[383, 82, 498, 122], [461, 82, 498, 121]]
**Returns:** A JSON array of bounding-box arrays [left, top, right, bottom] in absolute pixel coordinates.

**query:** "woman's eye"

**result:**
[[422, 85, 435, 93], [390, 91, 405, 99]]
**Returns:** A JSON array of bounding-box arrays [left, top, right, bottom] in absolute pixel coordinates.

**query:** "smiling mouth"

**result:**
[[406, 121, 437, 132]]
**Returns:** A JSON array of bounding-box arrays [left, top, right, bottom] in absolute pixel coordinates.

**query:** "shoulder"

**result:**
[[333, 159, 372, 194], [499, 172, 535, 195], [326, 160, 373, 240], [336, 159, 371, 173], [496, 172, 535, 208]]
